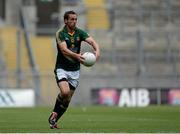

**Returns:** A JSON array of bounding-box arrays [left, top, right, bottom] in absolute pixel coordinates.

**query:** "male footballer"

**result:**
[[48, 10, 100, 129]]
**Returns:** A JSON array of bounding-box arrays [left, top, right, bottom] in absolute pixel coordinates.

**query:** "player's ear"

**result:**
[[64, 19, 67, 24]]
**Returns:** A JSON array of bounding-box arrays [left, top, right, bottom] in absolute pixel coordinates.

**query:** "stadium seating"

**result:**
[[30, 36, 57, 105], [171, 0, 180, 10], [0, 26, 55, 72], [88, 0, 180, 77], [0, 27, 56, 99], [84, 0, 110, 30], [30, 36, 55, 73], [0, 26, 30, 70], [1, 0, 180, 105]]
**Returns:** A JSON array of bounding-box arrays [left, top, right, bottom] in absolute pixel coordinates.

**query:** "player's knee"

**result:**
[[61, 90, 70, 99]]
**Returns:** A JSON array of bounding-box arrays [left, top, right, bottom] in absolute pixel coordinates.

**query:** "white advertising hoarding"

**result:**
[[0, 89, 35, 107]]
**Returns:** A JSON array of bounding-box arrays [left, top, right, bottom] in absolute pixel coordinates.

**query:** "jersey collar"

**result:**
[[63, 26, 77, 36]]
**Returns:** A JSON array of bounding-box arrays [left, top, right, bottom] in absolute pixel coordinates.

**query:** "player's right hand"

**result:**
[[76, 53, 85, 63]]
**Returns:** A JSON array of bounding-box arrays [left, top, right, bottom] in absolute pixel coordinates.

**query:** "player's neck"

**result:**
[[66, 26, 75, 35]]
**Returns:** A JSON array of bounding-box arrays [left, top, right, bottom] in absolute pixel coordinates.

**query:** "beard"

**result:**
[[69, 23, 76, 30]]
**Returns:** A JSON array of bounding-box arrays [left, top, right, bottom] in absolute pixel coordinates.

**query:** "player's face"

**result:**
[[66, 14, 77, 30]]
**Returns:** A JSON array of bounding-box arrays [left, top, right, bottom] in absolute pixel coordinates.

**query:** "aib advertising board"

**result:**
[[91, 88, 180, 107]]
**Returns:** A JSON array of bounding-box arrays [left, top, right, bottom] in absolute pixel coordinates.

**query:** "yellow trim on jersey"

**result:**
[[56, 28, 63, 44], [68, 31, 75, 36]]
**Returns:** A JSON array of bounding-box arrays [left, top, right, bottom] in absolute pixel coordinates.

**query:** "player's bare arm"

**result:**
[[85, 36, 100, 61], [58, 41, 84, 63]]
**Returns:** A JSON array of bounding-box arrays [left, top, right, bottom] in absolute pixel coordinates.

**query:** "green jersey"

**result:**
[[55, 26, 89, 71]]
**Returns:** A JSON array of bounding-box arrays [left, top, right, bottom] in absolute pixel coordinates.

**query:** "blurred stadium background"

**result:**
[[0, 0, 180, 107]]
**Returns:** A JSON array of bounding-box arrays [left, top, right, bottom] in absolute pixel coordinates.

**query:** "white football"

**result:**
[[82, 52, 96, 67]]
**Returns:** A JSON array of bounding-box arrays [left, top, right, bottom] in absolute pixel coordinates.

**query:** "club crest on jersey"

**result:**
[[70, 37, 74, 43]]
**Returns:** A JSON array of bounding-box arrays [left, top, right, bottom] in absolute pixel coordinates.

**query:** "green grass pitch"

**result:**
[[0, 106, 180, 133]]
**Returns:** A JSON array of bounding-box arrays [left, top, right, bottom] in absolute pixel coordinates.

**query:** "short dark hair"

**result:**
[[64, 10, 77, 20]]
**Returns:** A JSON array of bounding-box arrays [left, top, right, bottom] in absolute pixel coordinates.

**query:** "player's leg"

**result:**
[[48, 69, 79, 128], [55, 69, 79, 118], [49, 80, 76, 128], [48, 69, 69, 128], [55, 85, 75, 122], [48, 79, 71, 128]]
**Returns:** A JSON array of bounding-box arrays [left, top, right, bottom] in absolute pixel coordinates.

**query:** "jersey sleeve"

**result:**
[[56, 31, 65, 44], [79, 29, 89, 41]]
